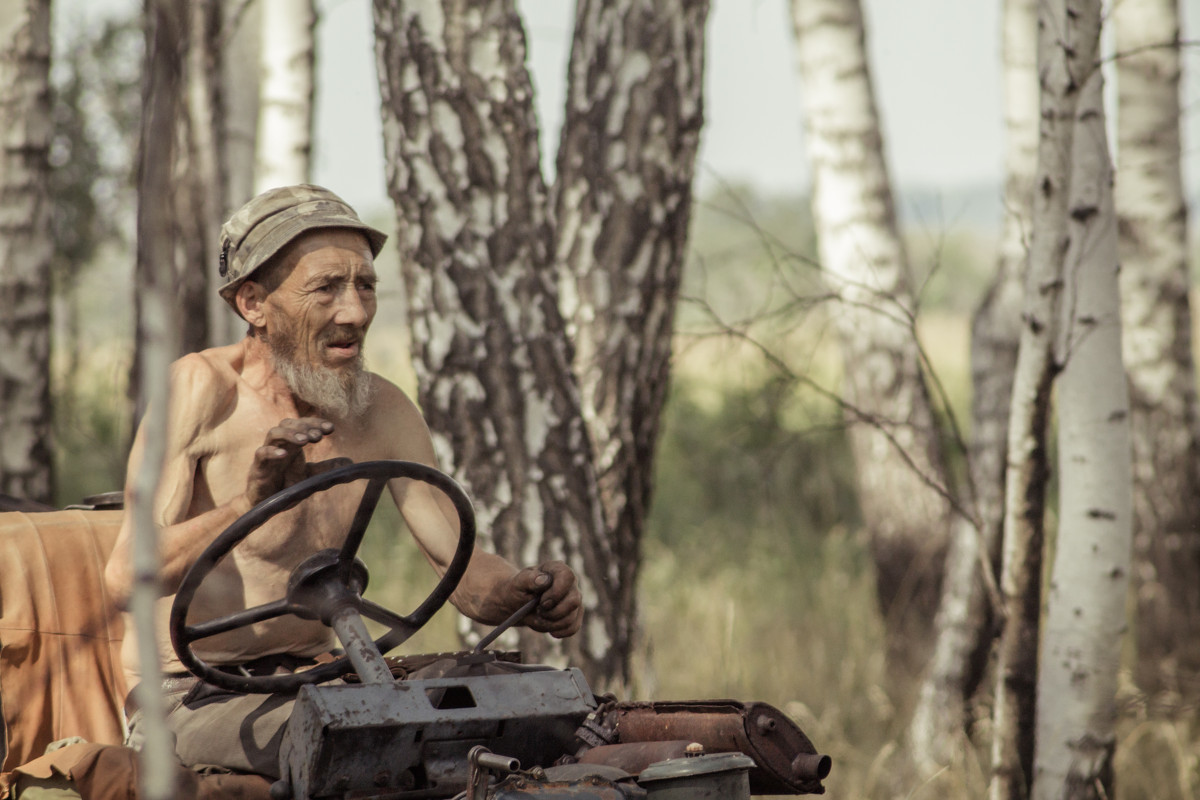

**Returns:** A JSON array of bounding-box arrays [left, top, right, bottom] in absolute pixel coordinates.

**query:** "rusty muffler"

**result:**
[[573, 700, 831, 795]]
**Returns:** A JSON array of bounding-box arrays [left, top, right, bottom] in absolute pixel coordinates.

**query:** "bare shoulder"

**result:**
[[367, 375, 425, 428], [167, 346, 241, 437], [361, 375, 438, 460]]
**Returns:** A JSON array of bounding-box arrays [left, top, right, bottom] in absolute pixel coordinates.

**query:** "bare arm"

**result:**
[[384, 386, 582, 637]]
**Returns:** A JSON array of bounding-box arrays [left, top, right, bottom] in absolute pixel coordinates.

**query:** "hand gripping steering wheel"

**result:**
[[169, 460, 475, 694]]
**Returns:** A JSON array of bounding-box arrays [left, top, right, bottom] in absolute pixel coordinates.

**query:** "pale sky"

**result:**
[[313, 0, 1008, 216], [58, 0, 1200, 220]]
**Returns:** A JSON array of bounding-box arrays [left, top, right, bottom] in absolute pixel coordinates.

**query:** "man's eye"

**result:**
[[359, 281, 377, 293]]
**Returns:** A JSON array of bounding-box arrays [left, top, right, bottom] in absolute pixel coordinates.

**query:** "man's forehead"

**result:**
[[281, 229, 373, 270], [297, 257, 377, 284]]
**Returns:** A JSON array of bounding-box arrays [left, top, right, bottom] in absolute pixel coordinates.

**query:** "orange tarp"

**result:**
[[0, 510, 127, 772]]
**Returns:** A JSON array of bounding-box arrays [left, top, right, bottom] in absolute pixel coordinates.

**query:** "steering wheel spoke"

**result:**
[[183, 598, 298, 641], [169, 460, 476, 693], [338, 476, 389, 567], [358, 598, 421, 647]]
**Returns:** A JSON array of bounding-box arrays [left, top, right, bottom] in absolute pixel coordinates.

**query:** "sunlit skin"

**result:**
[[105, 228, 582, 684]]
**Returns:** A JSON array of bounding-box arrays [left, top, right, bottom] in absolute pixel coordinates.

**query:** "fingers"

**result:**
[[264, 417, 334, 454], [515, 562, 583, 638], [244, 417, 335, 506]]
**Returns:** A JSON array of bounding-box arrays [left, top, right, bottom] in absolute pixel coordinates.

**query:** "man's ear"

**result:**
[[236, 281, 267, 327]]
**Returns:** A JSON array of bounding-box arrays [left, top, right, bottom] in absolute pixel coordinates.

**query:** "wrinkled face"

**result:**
[[251, 229, 379, 416]]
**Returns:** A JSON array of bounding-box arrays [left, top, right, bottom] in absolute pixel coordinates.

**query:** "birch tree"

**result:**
[[373, 0, 709, 686], [552, 0, 708, 684], [908, 0, 1039, 772], [130, 0, 227, 414], [789, 0, 953, 673], [1032, 70, 1130, 800], [133, 0, 231, 410], [1113, 0, 1200, 702], [990, 3, 1102, 798], [0, 0, 54, 504], [180, 0, 224, 353], [373, 0, 607, 679], [210, 0, 314, 347], [254, 0, 314, 191], [212, 0, 262, 345]]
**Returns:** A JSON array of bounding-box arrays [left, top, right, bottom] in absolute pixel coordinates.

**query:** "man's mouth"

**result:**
[[323, 336, 361, 360]]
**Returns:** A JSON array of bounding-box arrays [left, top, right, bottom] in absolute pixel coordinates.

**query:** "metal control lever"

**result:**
[[467, 745, 521, 800], [473, 592, 542, 653]]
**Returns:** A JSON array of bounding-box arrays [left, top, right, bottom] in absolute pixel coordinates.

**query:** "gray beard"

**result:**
[[270, 343, 376, 420]]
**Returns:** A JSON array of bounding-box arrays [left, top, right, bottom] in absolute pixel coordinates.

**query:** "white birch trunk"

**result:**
[[1032, 71, 1131, 800], [221, 0, 261, 206], [1112, 0, 1200, 700], [990, 3, 1102, 798], [255, 0, 315, 191], [0, 0, 54, 503], [789, 0, 952, 673], [213, 0, 263, 345], [908, 0, 1039, 774]]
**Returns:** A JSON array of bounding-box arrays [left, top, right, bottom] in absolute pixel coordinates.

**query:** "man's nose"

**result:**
[[332, 286, 371, 326]]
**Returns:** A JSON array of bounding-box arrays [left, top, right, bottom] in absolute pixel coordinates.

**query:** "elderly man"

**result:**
[[103, 184, 582, 778]]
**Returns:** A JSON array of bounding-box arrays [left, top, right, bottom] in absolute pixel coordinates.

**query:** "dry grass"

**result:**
[[359, 307, 1200, 799]]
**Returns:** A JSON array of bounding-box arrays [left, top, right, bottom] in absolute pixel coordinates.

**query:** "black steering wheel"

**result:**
[[169, 460, 475, 694]]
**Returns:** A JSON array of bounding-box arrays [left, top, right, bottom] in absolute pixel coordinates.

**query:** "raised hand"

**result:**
[[242, 417, 350, 508]]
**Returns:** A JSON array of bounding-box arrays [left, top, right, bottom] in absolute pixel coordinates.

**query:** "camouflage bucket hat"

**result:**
[[218, 184, 388, 312]]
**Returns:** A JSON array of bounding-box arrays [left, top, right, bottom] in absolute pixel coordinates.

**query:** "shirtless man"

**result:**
[[103, 184, 583, 778]]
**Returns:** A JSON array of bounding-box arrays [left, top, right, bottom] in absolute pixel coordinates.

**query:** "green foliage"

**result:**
[[48, 14, 140, 289], [51, 353, 132, 506], [47, 12, 142, 503], [649, 373, 859, 555], [680, 184, 822, 334]]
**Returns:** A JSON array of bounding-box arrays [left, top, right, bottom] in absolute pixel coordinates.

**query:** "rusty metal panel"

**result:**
[[279, 669, 596, 800]]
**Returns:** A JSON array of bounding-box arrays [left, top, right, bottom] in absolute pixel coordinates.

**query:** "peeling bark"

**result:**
[[552, 0, 709, 688], [989, 3, 1102, 799], [0, 0, 54, 503], [789, 0, 953, 676], [373, 1, 707, 686], [373, 0, 612, 681], [1113, 0, 1200, 703]]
